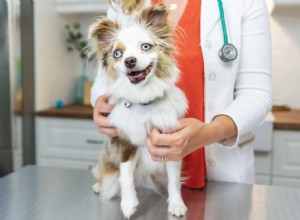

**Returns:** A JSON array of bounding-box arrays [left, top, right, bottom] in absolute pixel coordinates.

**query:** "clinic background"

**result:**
[[1, 0, 300, 186], [33, 0, 300, 110]]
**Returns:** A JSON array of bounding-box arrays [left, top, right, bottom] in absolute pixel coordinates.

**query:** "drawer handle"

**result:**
[[86, 139, 104, 145]]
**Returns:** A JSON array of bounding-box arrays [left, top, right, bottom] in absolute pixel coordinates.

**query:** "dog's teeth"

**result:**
[[126, 62, 153, 83]]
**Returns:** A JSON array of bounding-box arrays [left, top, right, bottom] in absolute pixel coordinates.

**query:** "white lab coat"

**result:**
[[201, 0, 271, 184], [90, 0, 272, 184]]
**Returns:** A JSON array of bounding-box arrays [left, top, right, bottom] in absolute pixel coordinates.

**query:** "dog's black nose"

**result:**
[[124, 57, 137, 68]]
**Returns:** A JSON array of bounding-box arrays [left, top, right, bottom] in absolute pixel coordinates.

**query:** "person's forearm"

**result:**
[[204, 115, 238, 146]]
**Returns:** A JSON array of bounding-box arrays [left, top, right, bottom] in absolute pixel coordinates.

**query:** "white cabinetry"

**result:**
[[55, 0, 109, 14], [253, 112, 274, 185], [272, 130, 300, 187], [36, 117, 108, 170], [254, 152, 272, 185]]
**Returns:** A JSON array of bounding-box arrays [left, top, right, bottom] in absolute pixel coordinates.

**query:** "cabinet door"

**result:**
[[255, 152, 272, 175], [255, 174, 271, 185], [273, 130, 300, 178], [272, 176, 300, 188], [36, 117, 108, 164]]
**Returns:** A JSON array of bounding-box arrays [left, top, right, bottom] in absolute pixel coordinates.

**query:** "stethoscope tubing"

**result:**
[[217, 0, 228, 44], [217, 0, 238, 62]]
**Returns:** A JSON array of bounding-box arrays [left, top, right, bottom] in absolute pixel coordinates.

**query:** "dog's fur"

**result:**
[[89, 3, 188, 218], [109, 0, 145, 14]]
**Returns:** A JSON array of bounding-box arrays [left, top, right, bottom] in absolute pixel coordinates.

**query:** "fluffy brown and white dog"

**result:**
[[89, 3, 188, 219]]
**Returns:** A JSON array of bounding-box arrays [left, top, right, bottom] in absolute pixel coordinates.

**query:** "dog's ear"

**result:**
[[89, 18, 120, 68], [138, 3, 168, 27], [138, 3, 173, 42], [121, 0, 145, 14], [89, 18, 119, 42], [138, 4, 174, 52]]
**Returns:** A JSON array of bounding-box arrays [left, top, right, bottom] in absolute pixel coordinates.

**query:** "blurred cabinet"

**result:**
[[55, 0, 109, 14], [36, 117, 108, 170], [254, 152, 272, 185], [272, 130, 300, 187], [272, 176, 300, 188], [255, 130, 300, 187], [253, 112, 274, 185]]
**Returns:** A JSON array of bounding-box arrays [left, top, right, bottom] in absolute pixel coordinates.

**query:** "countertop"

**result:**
[[272, 109, 300, 130], [36, 104, 93, 119], [1, 166, 300, 220], [36, 105, 300, 130]]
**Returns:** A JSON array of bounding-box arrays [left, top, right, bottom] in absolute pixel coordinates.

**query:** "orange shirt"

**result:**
[[153, 0, 206, 189]]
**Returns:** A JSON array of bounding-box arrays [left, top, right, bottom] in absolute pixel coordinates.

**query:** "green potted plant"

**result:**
[[65, 22, 89, 105]]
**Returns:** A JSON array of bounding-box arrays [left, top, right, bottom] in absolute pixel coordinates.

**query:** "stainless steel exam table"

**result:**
[[1, 166, 300, 220]]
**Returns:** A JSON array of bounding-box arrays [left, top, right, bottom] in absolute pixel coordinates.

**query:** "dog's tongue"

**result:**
[[126, 64, 152, 84], [127, 71, 146, 84]]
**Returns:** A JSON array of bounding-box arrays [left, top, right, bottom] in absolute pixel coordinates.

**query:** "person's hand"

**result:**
[[93, 95, 117, 137], [146, 118, 208, 162], [146, 115, 238, 162]]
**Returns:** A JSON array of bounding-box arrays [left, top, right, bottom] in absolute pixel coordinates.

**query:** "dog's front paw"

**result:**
[[168, 202, 187, 217], [92, 182, 101, 194], [121, 198, 139, 219]]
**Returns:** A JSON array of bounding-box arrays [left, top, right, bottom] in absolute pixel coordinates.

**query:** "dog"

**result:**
[[89, 3, 188, 219]]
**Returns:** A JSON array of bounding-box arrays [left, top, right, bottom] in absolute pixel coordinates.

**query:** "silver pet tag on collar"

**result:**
[[124, 101, 132, 108]]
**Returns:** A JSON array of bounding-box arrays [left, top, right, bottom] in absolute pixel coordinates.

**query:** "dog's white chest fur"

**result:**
[[109, 86, 187, 146]]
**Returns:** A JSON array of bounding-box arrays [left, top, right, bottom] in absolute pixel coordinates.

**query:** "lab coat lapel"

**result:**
[[201, 0, 220, 42]]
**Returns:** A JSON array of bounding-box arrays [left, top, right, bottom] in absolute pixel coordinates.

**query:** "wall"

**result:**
[[270, 14, 300, 109], [35, 0, 78, 110], [34, 0, 100, 111]]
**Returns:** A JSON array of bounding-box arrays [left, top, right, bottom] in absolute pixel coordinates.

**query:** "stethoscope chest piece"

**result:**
[[219, 43, 238, 62]]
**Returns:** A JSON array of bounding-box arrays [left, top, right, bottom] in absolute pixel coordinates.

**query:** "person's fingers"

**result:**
[[93, 96, 118, 137], [94, 114, 117, 137], [146, 137, 174, 159], [94, 113, 113, 128], [149, 150, 181, 162], [149, 128, 179, 146], [153, 146, 173, 157], [147, 138, 160, 161], [98, 126, 118, 137], [94, 96, 115, 114], [93, 104, 117, 137], [95, 95, 109, 106]]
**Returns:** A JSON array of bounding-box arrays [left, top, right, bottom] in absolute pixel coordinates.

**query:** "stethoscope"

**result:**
[[217, 0, 238, 62]]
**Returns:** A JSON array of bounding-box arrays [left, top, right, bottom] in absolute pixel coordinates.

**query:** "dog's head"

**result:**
[[89, 4, 179, 102]]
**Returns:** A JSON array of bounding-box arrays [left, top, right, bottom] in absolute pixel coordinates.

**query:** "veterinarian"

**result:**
[[91, 0, 272, 188]]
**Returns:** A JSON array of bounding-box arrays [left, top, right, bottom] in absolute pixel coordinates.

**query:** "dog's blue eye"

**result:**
[[141, 43, 152, 51], [113, 50, 122, 58]]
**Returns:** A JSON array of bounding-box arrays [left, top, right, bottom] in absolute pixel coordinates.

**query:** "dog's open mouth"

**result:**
[[126, 63, 153, 84]]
